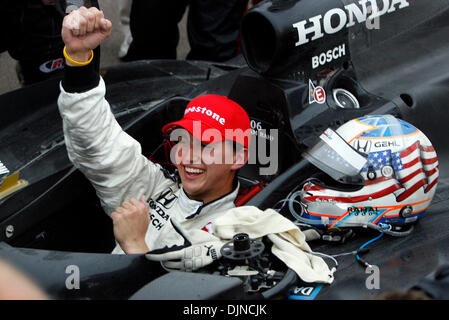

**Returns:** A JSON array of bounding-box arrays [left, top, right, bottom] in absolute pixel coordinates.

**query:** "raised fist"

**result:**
[[61, 6, 112, 64], [111, 196, 151, 254]]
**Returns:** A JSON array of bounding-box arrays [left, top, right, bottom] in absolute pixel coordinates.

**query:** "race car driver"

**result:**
[[57, 7, 251, 260]]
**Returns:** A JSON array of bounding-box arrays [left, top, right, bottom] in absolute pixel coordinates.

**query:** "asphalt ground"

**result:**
[[0, 0, 190, 95]]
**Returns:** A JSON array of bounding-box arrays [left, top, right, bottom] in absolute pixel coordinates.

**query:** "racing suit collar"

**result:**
[[179, 181, 240, 220]]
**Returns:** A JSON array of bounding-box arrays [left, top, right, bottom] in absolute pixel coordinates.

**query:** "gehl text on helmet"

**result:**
[[293, 0, 410, 46]]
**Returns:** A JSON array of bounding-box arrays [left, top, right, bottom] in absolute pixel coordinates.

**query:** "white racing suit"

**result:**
[[58, 76, 238, 256], [57, 68, 334, 282]]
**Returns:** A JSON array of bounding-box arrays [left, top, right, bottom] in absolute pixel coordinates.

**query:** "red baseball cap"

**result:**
[[162, 94, 251, 149]]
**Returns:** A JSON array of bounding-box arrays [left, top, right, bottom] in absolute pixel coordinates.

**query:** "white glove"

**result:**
[[146, 241, 223, 272], [145, 219, 224, 272]]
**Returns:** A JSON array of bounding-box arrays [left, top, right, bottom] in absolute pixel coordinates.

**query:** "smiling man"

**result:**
[[57, 7, 251, 260], [165, 94, 251, 204]]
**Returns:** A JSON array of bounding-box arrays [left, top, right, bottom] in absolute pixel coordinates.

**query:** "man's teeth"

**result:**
[[185, 167, 205, 174]]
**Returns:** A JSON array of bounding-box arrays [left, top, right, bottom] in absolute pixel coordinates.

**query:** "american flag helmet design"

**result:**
[[297, 115, 439, 228]]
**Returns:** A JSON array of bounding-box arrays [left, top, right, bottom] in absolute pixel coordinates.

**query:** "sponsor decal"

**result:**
[[184, 106, 226, 125], [288, 284, 323, 300], [336, 206, 388, 227], [156, 188, 178, 209], [347, 206, 381, 216], [204, 244, 218, 260], [321, 128, 334, 139], [148, 188, 178, 231], [309, 79, 326, 104], [374, 140, 401, 148], [201, 222, 214, 234], [39, 58, 64, 73], [293, 0, 410, 46], [312, 44, 346, 69], [353, 139, 372, 154]]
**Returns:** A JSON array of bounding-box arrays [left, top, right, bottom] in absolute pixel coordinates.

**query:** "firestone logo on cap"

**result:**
[[162, 94, 252, 149], [184, 106, 226, 126]]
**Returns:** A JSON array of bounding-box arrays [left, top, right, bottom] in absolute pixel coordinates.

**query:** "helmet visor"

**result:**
[[303, 128, 367, 185]]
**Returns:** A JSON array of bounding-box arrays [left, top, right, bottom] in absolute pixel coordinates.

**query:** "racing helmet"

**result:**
[[291, 115, 439, 230]]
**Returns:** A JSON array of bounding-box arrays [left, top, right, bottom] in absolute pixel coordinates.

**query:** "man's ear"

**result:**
[[231, 148, 249, 170]]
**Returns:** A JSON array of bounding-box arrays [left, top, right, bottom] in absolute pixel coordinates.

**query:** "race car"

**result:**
[[0, 0, 448, 300]]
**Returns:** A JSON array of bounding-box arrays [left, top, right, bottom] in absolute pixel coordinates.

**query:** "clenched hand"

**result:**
[[61, 6, 112, 64], [111, 196, 151, 254]]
